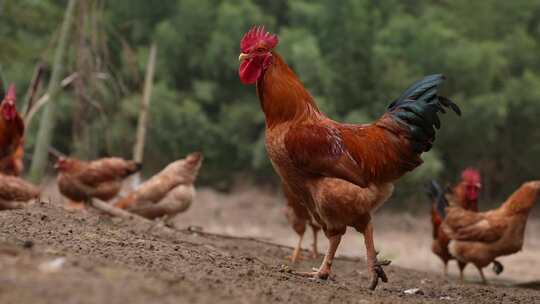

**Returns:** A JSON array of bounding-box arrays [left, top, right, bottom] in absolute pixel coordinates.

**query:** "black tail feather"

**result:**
[[388, 74, 461, 153], [425, 180, 448, 218]]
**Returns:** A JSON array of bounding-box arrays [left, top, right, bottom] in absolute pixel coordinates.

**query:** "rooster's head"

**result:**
[[1, 84, 17, 121], [461, 167, 481, 202], [238, 25, 278, 85]]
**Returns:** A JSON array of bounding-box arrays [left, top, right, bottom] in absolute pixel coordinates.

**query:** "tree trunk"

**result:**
[[72, 0, 92, 159], [28, 0, 77, 183]]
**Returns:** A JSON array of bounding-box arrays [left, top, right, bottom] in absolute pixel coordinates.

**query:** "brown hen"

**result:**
[[55, 156, 141, 208], [442, 181, 540, 283], [283, 183, 320, 262], [114, 152, 202, 219], [0, 174, 40, 210]]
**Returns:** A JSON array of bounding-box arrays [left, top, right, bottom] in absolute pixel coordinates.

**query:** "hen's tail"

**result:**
[[124, 161, 143, 176], [425, 180, 448, 218], [388, 74, 461, 153]]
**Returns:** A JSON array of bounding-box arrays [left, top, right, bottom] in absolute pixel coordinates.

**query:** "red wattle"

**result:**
[[239, 58, 262, 85], [2, 105, 16, 120]]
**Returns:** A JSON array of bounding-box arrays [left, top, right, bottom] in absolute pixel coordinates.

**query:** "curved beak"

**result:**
[[238, 53, 249, 62]]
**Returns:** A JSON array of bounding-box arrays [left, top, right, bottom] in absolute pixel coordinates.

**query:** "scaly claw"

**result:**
[[368, 255, 391, 290], [290, 268, 330, 280]]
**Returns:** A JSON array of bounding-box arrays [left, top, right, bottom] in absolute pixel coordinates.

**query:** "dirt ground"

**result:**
[[0, 185, 539, 304]]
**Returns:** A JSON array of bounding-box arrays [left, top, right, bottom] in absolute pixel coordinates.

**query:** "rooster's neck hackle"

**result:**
[[257, 52, 321, 128]]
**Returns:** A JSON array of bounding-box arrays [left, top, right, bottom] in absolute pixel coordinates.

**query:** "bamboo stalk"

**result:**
[[127, 43, 157, 189], [22, 63, 46, 119], [28, 0, 77, 183]]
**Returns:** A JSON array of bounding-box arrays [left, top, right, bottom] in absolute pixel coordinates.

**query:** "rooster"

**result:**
[[55, 156, 141, 209], [0, 84, 24, 176], [283, 183, 320, 262], [442, 181, 540, 284], [426, 168, 481, 280], [0, 174, 40, 210], [0, 141, 25, 176], [238, 26, 461, 289], [114, 152, 202, 220]]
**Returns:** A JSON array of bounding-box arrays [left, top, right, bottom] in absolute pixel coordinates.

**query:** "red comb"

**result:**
[[5, 84, 16, 100], [461, 168, 481, 185], [240, 25, 278, 53]]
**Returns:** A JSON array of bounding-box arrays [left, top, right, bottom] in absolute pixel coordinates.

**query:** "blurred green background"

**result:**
[[1, 0, 539, 206]]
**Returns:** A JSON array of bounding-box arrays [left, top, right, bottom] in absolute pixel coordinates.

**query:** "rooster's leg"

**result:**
[[476, 265, 487, 284], [293, 233, 341, 279], [310, 224, 319, 258], [443, 262, 448, 277], [289, 233, 304, 263], [364, 222, 391, 290], [458, 261, 467, 282]]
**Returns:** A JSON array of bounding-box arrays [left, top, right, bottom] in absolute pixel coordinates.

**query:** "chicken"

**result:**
[[426, 168, 482, 280], [114, 152, 202, 219], [0, 174, 40, 210], [0, 84, 25, 175], [238, 26, 461, 289], [55, 156, 142, 209], [283, 183, 320, 262], [442, 181, 540, 284], [0, 141, 25, 176]]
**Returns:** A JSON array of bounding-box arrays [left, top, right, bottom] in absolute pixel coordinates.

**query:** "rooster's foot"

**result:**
[[291, 267, 331, 280], [492, 260, 504, 275], [368, 257, 391, 290]]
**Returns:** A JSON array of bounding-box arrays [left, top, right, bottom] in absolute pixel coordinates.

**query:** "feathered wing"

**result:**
[[285, 75, 461, 187], [78, 158, 141, 185], [116, 160, 188, 206], [127, 184, 194, 219], [443, 207, 507, 243]]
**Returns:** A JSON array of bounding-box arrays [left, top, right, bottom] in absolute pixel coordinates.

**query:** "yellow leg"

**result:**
[[293, 233, 341, 279], [290, 233, 304, 263], [364, 222, 391, 290]]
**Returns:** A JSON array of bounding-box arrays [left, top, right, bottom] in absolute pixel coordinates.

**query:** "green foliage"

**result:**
[[3, 0, 540, 203]]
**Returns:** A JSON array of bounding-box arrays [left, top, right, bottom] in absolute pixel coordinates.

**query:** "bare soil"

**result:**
[[0, 185, 539, 304]]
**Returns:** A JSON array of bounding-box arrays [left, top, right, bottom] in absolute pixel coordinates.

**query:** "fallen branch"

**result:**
[[90, 199, 147, 221], [90, 199, 177, 235]]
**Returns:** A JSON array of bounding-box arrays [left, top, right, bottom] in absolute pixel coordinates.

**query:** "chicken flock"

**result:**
[[0, 25, 537, 293]]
